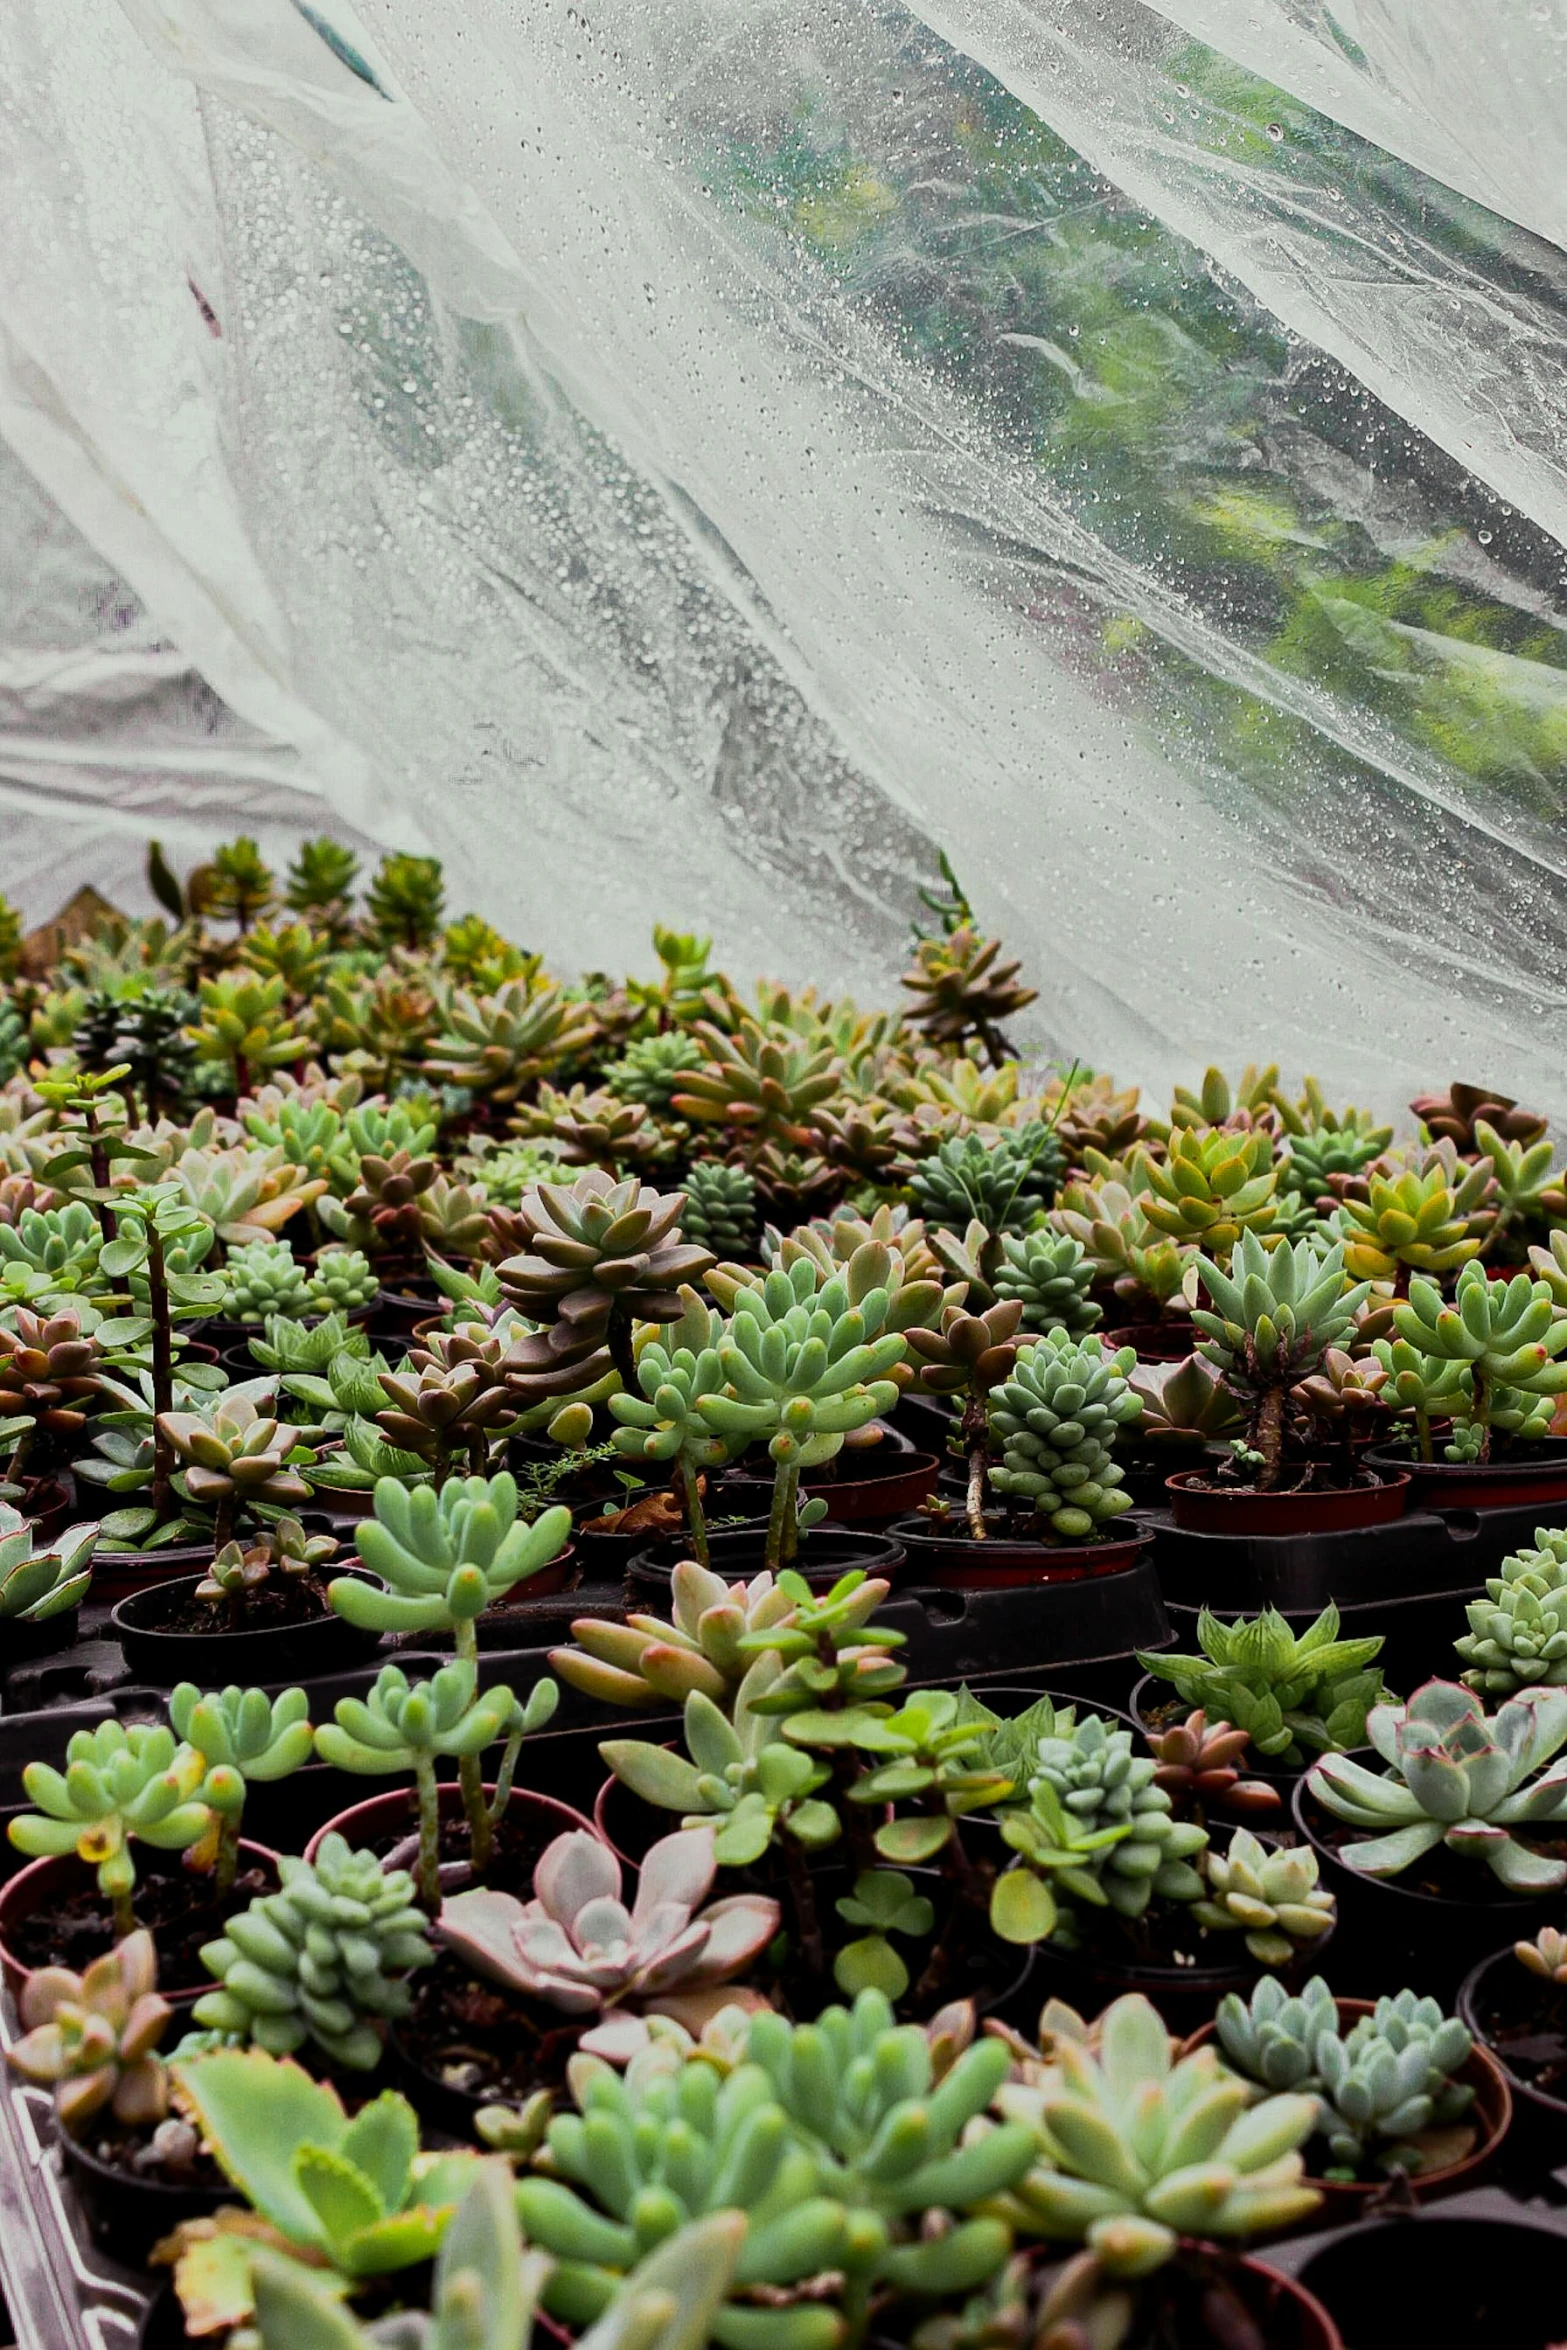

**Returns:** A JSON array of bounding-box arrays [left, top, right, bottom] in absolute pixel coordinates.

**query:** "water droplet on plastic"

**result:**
[[1266, 122, 1285, 142], [1478, 529, 1493, 545]]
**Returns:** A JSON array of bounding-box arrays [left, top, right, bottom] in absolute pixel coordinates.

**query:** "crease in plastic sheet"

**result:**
[[0, 0, 1564, 1108]]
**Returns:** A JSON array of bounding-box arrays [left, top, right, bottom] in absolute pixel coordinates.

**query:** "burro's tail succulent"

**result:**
[[995, 1991, 1320, 2275], [1307, 1679, 1567, 1888], [439, 1825, 779, 2061]]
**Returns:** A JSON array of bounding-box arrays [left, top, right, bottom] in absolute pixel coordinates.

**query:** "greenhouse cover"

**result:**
[[2, 0, 1566, 1107]]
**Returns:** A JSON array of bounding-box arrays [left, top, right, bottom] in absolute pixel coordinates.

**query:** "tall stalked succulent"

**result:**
[[995, 1992, 1319, 2275], [374, 1343, 519, 1486], [1385, 1262, 1567, 1462], [1136, 1605, 1388, 1765], [367, 851, 446, 951], [440, 1825, 780, 2060], [156, 1390, 311, 1548], [496, 1171, 714, 1397], [1308, 1679, 1567, 1889], [284, 836, 360, 931], [902, 1298, 1025, 1541], [188, 972, 313, 1097], [1455, 1529, 1567, 1696], [1190, 1230, 1368, 1489], [695, 1258, 907, 1570], [317, 1658, 559, 1905], [168, 1682, 313, 1894], [986, 1332, 1139, 1542], [607, 1288, 738, 1564], [193, 1834, 432, 2068], [1141, 1127, 1278, 1257], [900, 923, 1037, 1068]]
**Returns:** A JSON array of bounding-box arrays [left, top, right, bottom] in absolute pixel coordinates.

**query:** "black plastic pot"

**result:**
[[109, 1570, 384, 1685], [1141, 1498, 1496, 1617], [710, 1425, 940, 1524], [60, 2131, 229, 2265], [1165, 1470, 1409, 1536], [1459, 1946, 1567, 2136], [1287, 2196, 1567, 2346], [627, 1526, 905, 1596]]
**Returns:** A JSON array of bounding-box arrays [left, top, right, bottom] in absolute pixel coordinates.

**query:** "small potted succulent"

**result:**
[[1366, 1261, 1567, 1507], [1459, 1922, 1567, 2132], [109, 1511, 380, 1680], [1133, 1605, 1391, 1781]]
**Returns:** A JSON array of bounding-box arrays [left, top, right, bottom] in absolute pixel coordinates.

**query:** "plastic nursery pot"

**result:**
[[2, 1603, 84, 1665], [1164, 1470, 1410, 1536], [304, 1780, 596, 1871], [1181, 1998, 1512, 2208], [1019, 1883, 1337, 2036], [1104, 1321, 1197, 1362], [1459, 1946, 1567, 2135], [1364, 1439, 1567, 1511], [1194, 2255, 1343, 2350], [84, 1539, 229, 1607], [711, 1426, 941, 1525], [887, 1513, 1153, 1590], [59, 2130, 231, 2266], [627, 1526, 906, 1597], [108, 1570, 384, 1686], [1291, 2203, 1567, 2346], [17, 1473, 76, 1545], [366, 1285, 443, 1342], [0, 1838, 280, 2000], [1291, 1770, 1558, 2002], [1127, 1671, 1303, 1794]]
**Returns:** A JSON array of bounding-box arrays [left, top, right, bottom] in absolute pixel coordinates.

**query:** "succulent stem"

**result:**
[[147, 1226, 174, 1522], [765, 1457, 799, 1573], [779, 1825, 825, 1980], [413, 1752, 442, 1912], [678, 1456, 710, 1568]]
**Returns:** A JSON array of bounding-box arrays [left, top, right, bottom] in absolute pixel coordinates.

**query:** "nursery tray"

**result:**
[[1140, 1501, 1541, 1614]]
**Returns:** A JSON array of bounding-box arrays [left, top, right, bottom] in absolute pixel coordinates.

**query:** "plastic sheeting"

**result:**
[[2, 0, 1566, 1107]]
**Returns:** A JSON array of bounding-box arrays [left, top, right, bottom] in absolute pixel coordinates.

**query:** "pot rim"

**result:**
[[1457, 1942, 1567, 2121], [304, 1779, 597, 1867]]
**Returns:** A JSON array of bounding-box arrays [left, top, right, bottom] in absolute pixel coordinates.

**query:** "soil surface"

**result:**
[[155, 1570, 335, 1636], [1470, 1964, 1567, 2103], [7, 1857, 276, 1989], [368, 1791, 574, 1900], [71, 2117, 227, 2194], [394, 1949, 581, 2109]]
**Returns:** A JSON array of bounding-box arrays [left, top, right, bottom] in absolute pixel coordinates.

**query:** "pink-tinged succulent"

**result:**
[[7, 1929, 172, 2132], [438, 1825, 778, 2057]]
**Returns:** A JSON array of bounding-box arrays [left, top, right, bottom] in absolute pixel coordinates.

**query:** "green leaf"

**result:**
[[172, 2050, 347, 2248], [990, 1867, 1057, 1945], [833, 1935, 908, 2001], [874, 1816, 952, 1863], [295, 2146, 384, 2261], [337, 2091, 418, 2221]]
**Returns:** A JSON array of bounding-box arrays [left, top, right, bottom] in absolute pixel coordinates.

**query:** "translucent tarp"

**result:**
[[2, 0, 1566, 1108]]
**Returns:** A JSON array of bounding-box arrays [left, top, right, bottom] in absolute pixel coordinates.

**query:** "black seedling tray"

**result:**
[[1140, 1499, 1533, 1613]]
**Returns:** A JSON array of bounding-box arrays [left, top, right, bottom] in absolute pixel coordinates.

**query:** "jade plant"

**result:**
[[168, 1682, 314, 1894], [1455, 1529, 1567, 1696], [1190, 1230, 1369, 1490], [6, 1927, 174, 2133], [986, 1331, 1139, 1541], [1216, 1975, 1476, 2182], [9, 1721, 214, 1937], [1307, 1679, 1567, 1888], [1382, 1261, 1567, 1461], [1136, 1605, 1388, 1764], [439, 1825, 781, 2059], [193, 1834, 433, 2068], [516, 1989, 1030, 2347], [316, 1659, 559, 1906]]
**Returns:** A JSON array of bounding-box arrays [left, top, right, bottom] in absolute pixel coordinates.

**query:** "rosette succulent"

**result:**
[[900, 923, 1037, 1065], [169, 1681, 313, 1891], [994, 1712, 1208, 1943], [1307, 1679, 1567, 1888], [215, 1238, 314, 1322], [1190, 1231, 1368, 1488], [907, 1125, 1064, 1251], [1140, 1128, 1279, 1256], [1135, 1606, 1388, 1764], [6, 1928, 173, 2132], [986, 1332, 1139, 1540], [1387, 1262, 1567, 1460], [335, 1473, 572, 1648], [1456, 1530, 1567, 1696], [1190, 1829, 1335, 1965], [9, 1721, 213, 1937], [992, 1229, 1100, 1338], [552, 1560, 829, 1709], [497, 1171, 714, 1397], [0, 1503, 96, 1622]]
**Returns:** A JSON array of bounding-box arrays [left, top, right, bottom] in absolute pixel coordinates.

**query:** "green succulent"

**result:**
[[336, 1473, 571, 1646], [601, 1675, 840, 1870], [1475, 1119, 1564, 1255], [996, 1992, 1319, 2275], [202, 836, 277, 931], [606, 1288, 740, 1565], [991, 1229, 1100, 1339], [1140, 1128, 1278, 1257], [307, 1247, 378, 1311], [1308, 1678, 1567, 1889], [906, 1126, 1064, 1255], [1455, 1529, 1567, 1695], [108, 990, 199, 1119], [0, 1199, 105, 1285], [169, 1682, 314, 1893], [1190, 1230, 1369, 1487], [1135, 1605, 1388, 1764], [189, 972, 314, 1091], [1189, 1828, 1336, 1965], [604, 1032, 694, 1111], [0, 1505, 96, 1623], [1280, 1122, 1393, 1199], [9, 1721, 213, 1937], [283, 1343, 392, 1431], [1336, 1164, 1483, 1283], [193, 1834, 432, 2069], [217, 1238, 314, 1322], [285, 836, 360, 921], [426, 980, 600, 1107], [1388, 1262, 1567, 1459], [986, 1332, 1139, 1540], [553, 1560, 807, 1710], [680, 1161, 757, 1258], [367, 852, 446, 951], [996, 1713, 1207, 1936]]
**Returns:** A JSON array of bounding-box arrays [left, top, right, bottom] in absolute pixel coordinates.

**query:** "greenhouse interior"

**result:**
[[2, 3, 1567, 2345]]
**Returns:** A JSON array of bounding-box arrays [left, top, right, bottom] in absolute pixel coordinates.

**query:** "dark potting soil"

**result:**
[[156, 1571, 335, 1636], [73, 2117, 227, 2194], [1470, 1963, 1567, 2101], [1175, 1462, 1378, 1497], [874, 2249, 1310, 2350], [7, 1860, 275, 1989], [1309, 1803, 1567, 1903], [371, 1793, 569, 1900], [396, 1949, 580, 2107]]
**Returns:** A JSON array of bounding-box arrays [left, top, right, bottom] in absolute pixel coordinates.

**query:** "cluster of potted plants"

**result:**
[[0, 837, 1562, 2346]]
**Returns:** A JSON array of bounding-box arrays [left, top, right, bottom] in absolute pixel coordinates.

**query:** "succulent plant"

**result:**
[[902, 1298, 1025, 1539], [1144, 1711, 1280, 1820], [907, 1126, 1064, 1255], [336, 1473, 572, 1652], [1410, 1081, 1545, 1153], [606, 1289, 737, 1564], [285, 835, 360, 924], [552, 1560, 807, 1709], [104, 989, 199, 1120], [1217, 1976, 1475, 2181], [1335, 1164, 1483, 1285], [670, 1017, 841, 1159], [0, 1504, 96, 1622], [367, 851, 446, 951], [426, 981, 600, 1106], [1053, 1173, 1196, 1315], [679, 1160, 757, 1257], [317, 1658, 558, 1905], [168, 1682, 314, 1893], [0, 1198, 105, 1285], [990, 1228, 1100, 1340], [1473, 1119, 1566, 1255], [601, 1678, 840, 1872], [900, 924, 1037, 1067], [0, 1303, 105, 1482], [1456, 1530, 1567, 1696], [9, 1720, 213, 1937], [195, 836, 276, 931], [193, 1834, 432, 2068], [1308, 1679, 1567, 1888], [497, 1171, 714, 1398], [188, 972, 313, 1095], [1138, 1605, 1388, 1766], [1280, 1115, 1393, 1201], [167, 1140, 326, 1243], [997, 1713, 1207, 1936], [6, 1925, 174, 2132], [1124, 1356, 1243, 1461], [695, 1258, 906, 1569], [604, 1031, 694, 1111], [170, 2047, 479, 2298], [216, 1237, 314, 1321], [995, 1992, 1319, 2273], [373, 1350, 518, 1484], [986, 1332, 1139, 1541], [1188, 1829, 1335, 1965], [1515, 1923, 1567, 1984], [442, 911, 532, 988], [440, 1825, 780, 2057], [1388, 1262, 1567, 1460], [1140, 1128, 1278, 1256], [321, 1145, 438, 1263], [1188, 1229, 1368, 1488], [157, 1391, 311, 1544]]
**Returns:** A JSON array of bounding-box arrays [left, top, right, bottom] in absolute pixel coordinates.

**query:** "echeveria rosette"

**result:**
[[334, 1472, 572, 1642], [1307, 1679, 1567, 1890]]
